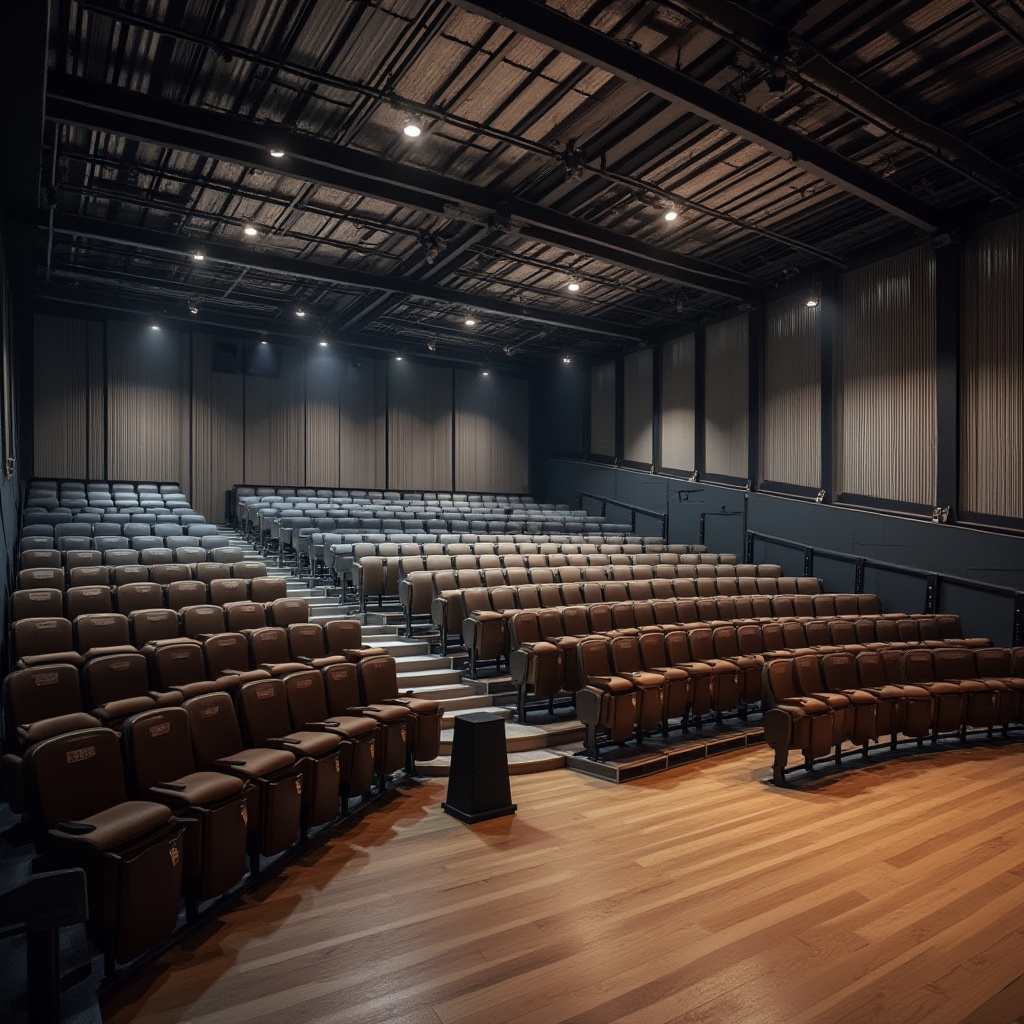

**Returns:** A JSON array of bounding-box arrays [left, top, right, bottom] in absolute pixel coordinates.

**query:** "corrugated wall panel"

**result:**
[[243, 350, 305, 487], [33, 314, 90, 479], [106, 321, 190, 487], [454, 370, 529, 493], [837, 247, 936, 506], [705, 315, 749, 479], [305, 347, 343, 487], [191, 334, 244, 522], [590, 359, 616, 457], [623, 348, 653, 466], [340, 358, 386, 488], [659, 334, 695, 472], [86, 325, 105, 481], [960, 213, 1024, 520], [762, 295, 821, 488], [388, 362, 453, 490]]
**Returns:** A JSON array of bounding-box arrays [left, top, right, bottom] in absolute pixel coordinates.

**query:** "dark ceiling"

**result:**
[[30, 0, 1024, 364]]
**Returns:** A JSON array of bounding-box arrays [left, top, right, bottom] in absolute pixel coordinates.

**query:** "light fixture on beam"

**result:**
[[562, 354, 572, 364], [664, 208, 678, 222], [243, 225, 258, 237], [187, 298, 200, 315], [318, 339, 328, 348], [149, 321, 160, 331], [269, 147, 285, 158], [567, 279, 581, 293], [191, 250, 204, 261], [403, 117, 423, 138], [464, 315, 476, 327], [295, 308, 306, 318], [427, 339, 437, 352]]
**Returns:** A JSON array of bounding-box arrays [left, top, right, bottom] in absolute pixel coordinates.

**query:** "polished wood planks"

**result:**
[[102, 744, 1024, 1024]]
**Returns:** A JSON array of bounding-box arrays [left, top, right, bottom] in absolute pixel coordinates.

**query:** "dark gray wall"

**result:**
[[541, 458, 1024, 646]]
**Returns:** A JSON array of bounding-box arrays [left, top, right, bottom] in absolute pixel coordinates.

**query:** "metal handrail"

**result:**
[[747, 529, 1024, 643], [575, 490, 668, 540]]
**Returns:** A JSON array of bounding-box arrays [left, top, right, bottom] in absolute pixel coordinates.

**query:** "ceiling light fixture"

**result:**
[[187, 298, 200, 315], [481, 368, 490, 376], [567, 279, 581, 293], [562, 354, 572, 364], [464, 315, 476, 327], [664, 208, 678, 222], [243, 225, 258, 237], [395, 355, 404, 362], [191, 250, 204, 261], [806, 296, 820, 308], [319, 339, 328, 348], [149, 321, 160, 331], [295, 308, 306, 318], [269, 147, 285, 158], [403, 118, 423, 138], [427, 339, 437, 352]]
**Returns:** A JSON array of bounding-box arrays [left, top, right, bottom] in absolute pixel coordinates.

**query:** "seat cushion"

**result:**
[[273, 730, 343, 758], [323, 716, 378, 740], [49, 799, 173, 853], [360, 704, 409, 724], [215, 746, 296, 779], [389, 696, 441, 716], [150, 770, 247, 809], [587, 675, 634, 695]]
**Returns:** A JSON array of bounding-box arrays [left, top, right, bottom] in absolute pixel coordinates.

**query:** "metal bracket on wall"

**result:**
[[744, 531, 754, 563], [854, 558, 866, 594], [803, 546, 814, 577], [924, 574, 939, 614], [1013, 593, 1023, 647]]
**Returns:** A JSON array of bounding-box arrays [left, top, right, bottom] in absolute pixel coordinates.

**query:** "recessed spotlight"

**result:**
[[295, 308, 306, 318], [465, 316, 476, 327], [402, 118, 422, 138], [269, 147, 285, 158], [243, 225, 258, 237], [562, 354, 572, 364], [192, 251, 204, 261], [149, 322, 160, 331], [319, 339, 328, 348], [395, 355, 404, 361], [567, 280, 581, 293], [481, 369, 490, 376], [260, 338, 269, 345], [664, 209, 678, 222]]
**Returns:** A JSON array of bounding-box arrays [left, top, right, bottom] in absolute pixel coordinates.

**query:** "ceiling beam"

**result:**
[[450, 0, 946, 232], [45, 74, 759, 302], [47, 212, 647, 342], [663, 0, 1024, 202]]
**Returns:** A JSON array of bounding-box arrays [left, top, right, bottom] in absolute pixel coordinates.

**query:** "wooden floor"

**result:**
[[102, 743, 1024, 1024]]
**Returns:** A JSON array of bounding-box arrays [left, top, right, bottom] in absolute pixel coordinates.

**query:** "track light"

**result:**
[[427, 339, 437, 353], [562, 354, 572, 364], [187, 298, 200, 315], [191, 250, 204, 261], [295, 308, 306, 318], [806, 296, 819, 308], [149, 321, 160, 331], [269, 147, 285, 158], [562, 142, 584, 182], [766, 61, 787, 94], [395, 355, 404, 362], [403, 117, 423, 138], [481, 368, 490, 377], [567, 279, 581, 293], [503, 345, 513, 356], [664, 208, 678, 222], [464, 315, 476, 327], [243, 225, 258, 237]]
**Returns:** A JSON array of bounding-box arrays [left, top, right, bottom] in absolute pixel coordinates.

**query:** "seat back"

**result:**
[[185, 692, 246, 766], [236, 677, 293, 747], [3, 663, 85, 729], [121, 707, 198, 790], [287, 622, 327, 660], [204, 633, 252, 677], [83, 652, 150, 706], [181, 604, 227, 638], [74, 613, 131, 653], [249, 626, 291, 667], [130, 608, 180, 646], [321, 662, 362, 716], [147, 639, 206, 688], [356, 655, 399, 703]]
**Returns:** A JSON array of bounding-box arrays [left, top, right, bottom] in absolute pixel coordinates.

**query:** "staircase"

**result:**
[[228, 530, 579, 776]]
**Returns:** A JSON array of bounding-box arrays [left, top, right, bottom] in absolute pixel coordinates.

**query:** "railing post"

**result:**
[[1013, 593, 1023, 646], [855, 558, 866, 594], [699, 513, 706, 545], [745, 530, 754, 563], [924, 574, 940, 614], [630, 509, 636, 533], [803, 546, 814, 577]]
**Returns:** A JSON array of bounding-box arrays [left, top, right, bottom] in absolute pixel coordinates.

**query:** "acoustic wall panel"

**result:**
[[455, 370, 529, 494], [705, 315, 749, 479], [837, 247, 936, 507], [590, 359, 616, 457], [960, 213, 1024, 520], [762, 295, 821, 488], [388, 361, 453, 491], [243, 348, 305, 487], [622, 347, 653, 466], [659, 333, 695, 472]]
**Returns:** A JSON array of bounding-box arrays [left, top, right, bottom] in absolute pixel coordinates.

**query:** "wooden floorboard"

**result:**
[[101, 744, 1024, 1024]]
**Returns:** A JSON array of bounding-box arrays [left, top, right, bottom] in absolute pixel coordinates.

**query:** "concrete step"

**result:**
[[438, 719, 584, 756], [395, 667, 464, 692], [442, 705, 513, 726], [416, 748, 566, 777], [369, 638, 432, 657], [393, 654, 454, 674], [433, 693, 502, 713]]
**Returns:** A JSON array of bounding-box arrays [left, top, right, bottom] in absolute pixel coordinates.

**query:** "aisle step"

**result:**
[[416, 749, 567, 777]]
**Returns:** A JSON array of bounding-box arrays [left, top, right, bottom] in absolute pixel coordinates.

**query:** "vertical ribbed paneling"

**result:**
[[705, 315, 749, 479], [622, 347, 653, 465], [388, 361, 453, 490], [340, 358, 386, 488], [305, 347, 343, 487], [86, 324, 105, 481], [762, 295, 821, 487], [106, 322, 190, 486], [243, 348, 305, 487], [454, 370, 529, 493], [191, 334, 244, 522], [590, 359, 616, 457], [837, 247, 936, 506], [659, 333, 695, 472], [960, 212, 1024, 519], [33, 314, 90, 478]]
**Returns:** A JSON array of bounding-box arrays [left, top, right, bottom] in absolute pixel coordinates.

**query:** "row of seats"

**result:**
[[20, 532, 234, 555], [22, 521, 217, 541], [17, 558, 263, 592], [762, 647, 1024, 783], [11, 596, 312, 663], [17, 651, 440, 973], [416, 570, 827, 662], [18, 545, 247, 574], [12, 575, 289, 621], [511, 612, 976, 740]]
